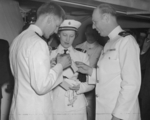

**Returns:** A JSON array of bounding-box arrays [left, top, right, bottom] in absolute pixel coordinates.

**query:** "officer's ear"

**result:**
[[47, 15, 54, 25], [102, 13, 110, 24]]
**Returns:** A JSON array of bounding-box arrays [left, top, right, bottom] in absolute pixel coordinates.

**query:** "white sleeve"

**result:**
[[88, 68, 97, 84], [113, 36, 141, 119], [77, 53, 95, 94], [28, 40, 63, 95]]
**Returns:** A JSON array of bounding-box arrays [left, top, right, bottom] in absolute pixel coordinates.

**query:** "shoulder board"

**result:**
[[75, 48, 86, 53], [35, 32, 47, 42], [118, 31, 131, 37], [52, 47, 57, 50]]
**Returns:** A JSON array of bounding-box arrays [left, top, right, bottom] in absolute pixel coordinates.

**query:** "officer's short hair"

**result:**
[[37, 2, 65, 20], [96, 4, 117, 17]]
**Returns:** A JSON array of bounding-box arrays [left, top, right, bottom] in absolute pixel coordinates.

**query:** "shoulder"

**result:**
[[23, 29, 42, 41], [18, 29, 42, 46], [26, 31, 47, 48], [118, 31, 132, 37], [73, 48, 89, 63], [75, 48, 86, 54], [29, 33, 48, 53], [74, 48, 88, 60], [118, 32, 139, 51], [75, 42, 85, 49], [118, 31, 136, 44]]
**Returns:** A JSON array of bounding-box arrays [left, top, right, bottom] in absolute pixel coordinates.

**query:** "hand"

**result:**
[[111, 116, 122, 120], [75, 61, 93, 76], [69, 84, 80, 92], [57, 53, 72, 70], [50, 58, 57, 68]]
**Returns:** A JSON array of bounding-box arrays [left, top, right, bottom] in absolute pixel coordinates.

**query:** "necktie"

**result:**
[[64, 49, 68, 54], [63, 49, 75, 74], [35, 32, 47, 42]]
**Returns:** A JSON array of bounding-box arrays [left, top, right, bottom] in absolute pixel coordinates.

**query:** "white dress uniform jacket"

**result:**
[[76, 41, 103, 67], [89, 26, 141, 120], [50, 45, 95, 120], [9, 25, 63, 120]]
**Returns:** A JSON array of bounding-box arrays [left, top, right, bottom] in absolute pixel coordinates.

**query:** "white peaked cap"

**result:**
[[59, 19, 81, 31]]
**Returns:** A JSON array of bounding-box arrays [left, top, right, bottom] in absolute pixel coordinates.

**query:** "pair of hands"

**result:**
[[51, 59, 93, 76], [69, 84, 80, 92], [50, 58, 92, 91], [75, 61, 93, 76], [50, 54, 92, 76], [50, 53, 72, 70]]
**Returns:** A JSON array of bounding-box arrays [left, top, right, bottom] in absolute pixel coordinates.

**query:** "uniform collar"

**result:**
[[108, 26, 123, 40], [57, 45, 74, 54], [28, 24, 43, 36]]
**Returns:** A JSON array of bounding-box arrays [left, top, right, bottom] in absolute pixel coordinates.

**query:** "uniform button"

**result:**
[[96, 80, 99, 83], [96, 94, 98, 97]]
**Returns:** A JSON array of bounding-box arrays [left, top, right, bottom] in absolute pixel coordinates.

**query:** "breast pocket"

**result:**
[[102, 50, 120, 74], [107, 50, 118, 60]]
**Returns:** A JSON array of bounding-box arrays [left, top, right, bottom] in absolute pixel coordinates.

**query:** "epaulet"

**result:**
[[49, 46, 57, 51], [52, 47, 57, 50], [35, 32, 47, 42], [118, 31, 131, 37], [75, 48, 86, 53]]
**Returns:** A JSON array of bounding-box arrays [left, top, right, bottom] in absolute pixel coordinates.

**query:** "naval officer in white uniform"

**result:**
[[9, 2, 72, 120], [76, 4, 141, 120], [50, 19, 95, 120]]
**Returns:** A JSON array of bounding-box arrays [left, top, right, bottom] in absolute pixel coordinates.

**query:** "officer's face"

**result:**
[[92, 8, 108, 37], [59, 30, 76, 48]]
